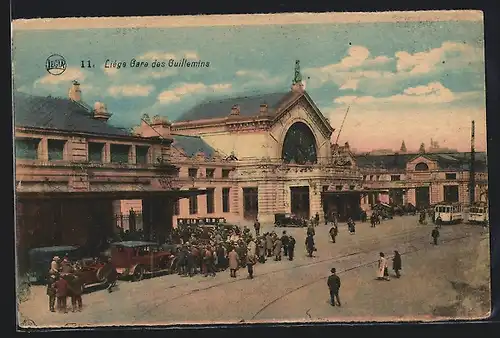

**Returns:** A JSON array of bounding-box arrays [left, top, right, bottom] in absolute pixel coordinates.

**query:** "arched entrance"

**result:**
[[282, 122, 318, 164]]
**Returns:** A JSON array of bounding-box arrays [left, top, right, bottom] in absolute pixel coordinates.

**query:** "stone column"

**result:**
[[309, 182, 324, 225], [38, 137, 48, 161], [103, 143, 111, 163]]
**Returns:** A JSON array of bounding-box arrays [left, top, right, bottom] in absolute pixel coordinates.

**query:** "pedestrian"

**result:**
[[68, 275, 83, 312], [431, 227, 440, 245], [105, 257, 118, 293], [327, 268, 341, 307], [305, 234, 315, 257], [257, 236, 266, 263], [377, 252, 389, 281], [329, 224, 338, 243], [49, 256, 60, 277], [314, 212, 320, 227], [392, 250, 402, 278], [228, 248, 239, 278], [54, 275, 69, 313], [246, 251, 257, 279], [254, 219, 261, 237], [265, 233, 273, 257], [281, 231, 289, 258], [274, 237, 282, 261], [288, 235, 296, 261], [216, 243, 227, 271], [307, 222, 316, 236], [46, 274, 57, 312]]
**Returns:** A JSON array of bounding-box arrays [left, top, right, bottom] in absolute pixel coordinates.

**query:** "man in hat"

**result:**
[[265, 232, 274, 257], [273, 236, 282, 261], [431, 226, 440, 245], [246, 248, 257, 279], [327, 268, 341, 307], [54, 275, 69, 313], [46, 273, 57, 312], [60, 256, 74, 275], [288, 235, 296, 261], [68, 274, 83, 312], [253, 218, 261, 237], [281, 231, 290, 258], [228, 248, 239, 278]]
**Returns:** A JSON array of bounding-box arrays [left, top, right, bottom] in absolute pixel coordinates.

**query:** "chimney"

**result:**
[[93, 102, 111, 121], [230, 104, 240, 116], [259, 104, 268, 115], [69, 80, 82, 102]]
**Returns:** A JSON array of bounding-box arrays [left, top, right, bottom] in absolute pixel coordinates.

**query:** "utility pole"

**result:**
[[469, 120, 475, 205]]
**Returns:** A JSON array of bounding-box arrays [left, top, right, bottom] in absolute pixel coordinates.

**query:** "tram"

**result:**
[[467, 203, 489, 225], [433, 203, 463, 224]]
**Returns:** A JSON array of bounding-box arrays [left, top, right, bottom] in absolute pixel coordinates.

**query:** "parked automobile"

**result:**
[[27, 245, 81, 284], [110, 241, 176, 281], [274, 213, 307, 227]]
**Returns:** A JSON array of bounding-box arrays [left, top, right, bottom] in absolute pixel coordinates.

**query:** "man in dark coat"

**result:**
[[431, 227, 440, 245], [314, 213, 320, 227], [253, 219, 261, 237], [327, 268, 341, 306], [281, 231, 290, 258], [46, 274, 57, 312], [305, 234, 315, 257], [329, 224, 338, 243], [54, 275, 69, 313], [392, 251, 402, 278], [68, 275, 83, 312], [288, 236, 296, 261]]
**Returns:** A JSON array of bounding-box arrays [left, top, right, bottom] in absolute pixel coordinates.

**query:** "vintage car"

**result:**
[[110, 241, 176, 281], [27, 245, 82, 283], [274, 213, 307, 227]]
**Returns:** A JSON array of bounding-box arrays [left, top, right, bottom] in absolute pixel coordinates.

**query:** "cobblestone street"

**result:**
[[18, 216, 490, 328]]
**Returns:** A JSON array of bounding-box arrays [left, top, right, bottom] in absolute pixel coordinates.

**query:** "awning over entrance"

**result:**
[[16, 189, 207, 201]]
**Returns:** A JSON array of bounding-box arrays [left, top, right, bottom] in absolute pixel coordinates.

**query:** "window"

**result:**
[[391, 175, 401, 181], [173, 199, 180, 215], [206, 188, 215, 214], [336, 185, 343, 191], [415, 162, 429, 171], [110, 144, 130, 164], [444, 185, 459, 203], [206, 168, 215, 178], [222, 188, 230, 212], [222, 169, 231, 178], [15, 138, 39, 160], [349, 185, 355, 190], [282, 122, 318, 164], [47, 139, 66, 161], [136, 146, 149, 164], [189, 189, 198, 214], [188, 168, 198, 178], [88, 142, 104, 162], [445, 173, 457, 180]]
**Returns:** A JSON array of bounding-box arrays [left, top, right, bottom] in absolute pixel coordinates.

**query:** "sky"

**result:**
[[12, 15, 486, 152]]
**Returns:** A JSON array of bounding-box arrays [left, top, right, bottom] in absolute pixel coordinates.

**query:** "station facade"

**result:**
[[14, 65, 488, 262]]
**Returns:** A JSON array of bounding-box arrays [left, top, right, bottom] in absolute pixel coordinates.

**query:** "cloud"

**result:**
[[157, 82, 232, 104], [339, 79, 359, 90], [303, 42, 483, 92], [138, 50, 199, 61], [395, 41, 482, 75], [334, 82, 470, 105], [107, 84, 155, 97], [102, 66, 118, 76], [35, 67, 88, 85]]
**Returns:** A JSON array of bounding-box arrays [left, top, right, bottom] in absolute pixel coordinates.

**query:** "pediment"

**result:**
[[408, 154, 437, 165], [272, 91, 334, 140]]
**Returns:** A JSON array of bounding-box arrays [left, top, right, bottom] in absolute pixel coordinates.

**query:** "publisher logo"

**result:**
[[45, 54, 67, 75]]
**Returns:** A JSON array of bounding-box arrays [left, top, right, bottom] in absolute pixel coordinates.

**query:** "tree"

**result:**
[[418, 143, 426, 153], [400, 140, 407, 153]]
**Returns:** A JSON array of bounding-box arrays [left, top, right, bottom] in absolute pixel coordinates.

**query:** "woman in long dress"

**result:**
[[377, 252, 389, 280]]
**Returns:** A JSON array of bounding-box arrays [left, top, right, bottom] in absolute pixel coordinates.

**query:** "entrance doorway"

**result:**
[[243, 187, 259, 220], [290, 186, 310, 219], [322, 193, 361, 222], [415, 187, 430, 209], [389, 189, 405, 205]]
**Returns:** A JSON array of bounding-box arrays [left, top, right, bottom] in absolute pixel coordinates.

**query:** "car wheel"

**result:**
[[132, 266, 145, 282]]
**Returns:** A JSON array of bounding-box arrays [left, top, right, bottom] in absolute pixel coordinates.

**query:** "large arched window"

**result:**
[[282, 122, 318, 164], [415, 162, 429, 171]]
